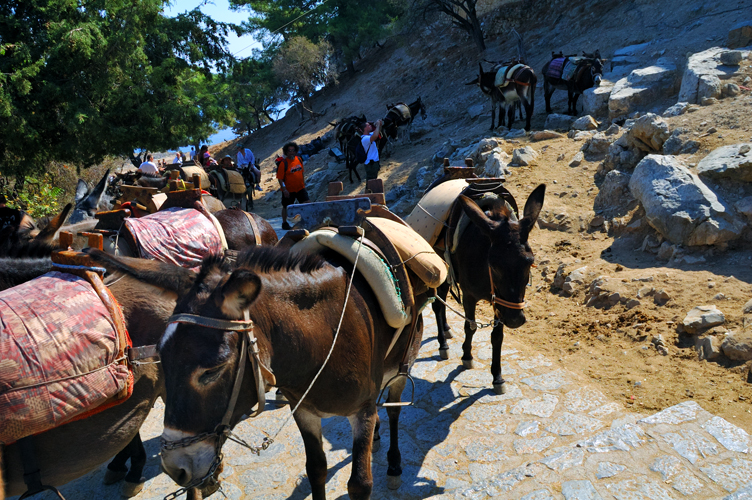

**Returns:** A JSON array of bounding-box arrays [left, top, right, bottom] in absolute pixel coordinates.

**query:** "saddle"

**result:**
[[494, 63, 527, 88], [0, 260, 132, 445], [212, 168, 247, 194], [404, 179, 470, 247], [546, 57, 567, 79], [388, 103, 411, 122]]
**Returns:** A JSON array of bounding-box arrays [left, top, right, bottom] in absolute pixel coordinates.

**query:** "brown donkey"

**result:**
[[432, 186, 545, 394], [98, 246, 428, 500]]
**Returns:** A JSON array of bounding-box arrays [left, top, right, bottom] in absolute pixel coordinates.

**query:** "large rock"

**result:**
[[696, 143, 752, 182], [484, 149, 511, 177], [572, 115, 599, 131], [611, 42, 651, 69], [511, 146, 538, 166], [734, 196, 752, 222], [682, 305, 725, 334], [627, 113, 670, 152], [728, 20, 752, 49], [721, 331, 752, 361], [582, 83, 613, 118], [433, 140, 460, 167], [594, 170, 634, 215], [608, 59, 678, 118], [585, 133, 614, 158], [720, 50, 744, 66], [662, 128, 700, 155], [678, 47, 741, 104], [416, 166, 439, 190], [530, 130, 565, 141], [629, 155, 743, 246], [544, 113, 577, 131], [662, 102, 689, 117], [698, 74, 722, 100]]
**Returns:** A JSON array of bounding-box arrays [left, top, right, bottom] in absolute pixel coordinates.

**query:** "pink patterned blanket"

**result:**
[[0, 272, 131, 444], [124, 207, 222, 269]]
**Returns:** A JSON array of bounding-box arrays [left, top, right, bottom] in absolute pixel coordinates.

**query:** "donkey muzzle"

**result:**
[[160, 429, 217, 487], [503, 310, 526, 329]]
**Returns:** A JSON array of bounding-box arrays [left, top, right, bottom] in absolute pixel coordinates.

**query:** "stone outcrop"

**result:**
[[599, 114, 670, 177], [728, 20, 752, 49], [678, 47, 744, 104], [629, 155, 743, 246], [582, 83, 614, 118], [721, 331, 752, 361], [594, 170, 634, 216], [696, 143, 752, 182], [608, 58, 678, 118], [682, 305, 725, 334], [662, 128, 700, 156]]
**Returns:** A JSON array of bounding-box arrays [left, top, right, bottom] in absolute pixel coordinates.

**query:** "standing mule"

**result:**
[[382, 97, 427, 143], [468, 62, 537, 131], [431, 186, 545, 394], [106, 246, 428, 500], [543, 50, 605, 115], [332, 115, 368, 183]]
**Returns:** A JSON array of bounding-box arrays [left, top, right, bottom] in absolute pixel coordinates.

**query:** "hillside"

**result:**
[[209, 0, 752, 428]]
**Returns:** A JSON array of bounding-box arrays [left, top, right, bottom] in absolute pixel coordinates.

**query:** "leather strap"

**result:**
[[244, 211, 262, 246], [127, 345, 160, 363], [168, 313, 255, 332], [221, 329, 248, 426], [487, 266, 526, 311]]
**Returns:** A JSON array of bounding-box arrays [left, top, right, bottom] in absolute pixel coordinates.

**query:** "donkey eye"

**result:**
[[199, 366, 224, 385]]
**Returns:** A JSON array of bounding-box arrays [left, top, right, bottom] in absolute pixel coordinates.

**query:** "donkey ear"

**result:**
[[520, 184, 546, 238], [218, 269, 262, 319], [459, 195, 495, 237], [75, 180, 89, 204]]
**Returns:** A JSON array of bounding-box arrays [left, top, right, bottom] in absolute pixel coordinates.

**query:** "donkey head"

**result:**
[[69, 169, 111, 224], [458, 184, 545, 329], [584, 50, 605, 86]]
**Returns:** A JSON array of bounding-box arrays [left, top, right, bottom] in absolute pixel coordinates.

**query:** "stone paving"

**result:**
[[13, 309, 752, 500]]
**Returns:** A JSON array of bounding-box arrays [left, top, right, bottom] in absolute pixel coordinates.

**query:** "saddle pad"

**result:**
[[365, 217, 447, 288], [405, 179, 469, 247], [290, 230, 410, 329], [392, 104, 411, 121], [0, 272, 131, 445], [562, 59, 581, 81], [547, 57, 566, 79], [494, 63, 526, 87], [181, 166, 211, 189], [225, 169, 247, 194], [124, 207, 223, 269]]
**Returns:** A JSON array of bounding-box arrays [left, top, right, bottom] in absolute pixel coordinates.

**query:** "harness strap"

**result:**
[[221, 328, 248, 426], [168, 313, 255, 332], [243, 211, 262, 246], [487, 266, 526, 311]]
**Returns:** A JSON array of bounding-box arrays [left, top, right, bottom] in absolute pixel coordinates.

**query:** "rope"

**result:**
[[261, 230, 365, 444], [415, 202, 451, 227], [388, 250, 436, 270]]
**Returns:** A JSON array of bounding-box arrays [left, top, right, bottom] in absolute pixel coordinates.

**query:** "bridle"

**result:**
[[487, 265, 527, 311], [160, 311, 272, 500]]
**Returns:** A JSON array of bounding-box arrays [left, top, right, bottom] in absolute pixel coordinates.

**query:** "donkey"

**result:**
[[431, 186, 545, 394], [1, 256, 198, 498], [543, 50, 605, 115], [468, 62, 537, 131], [343, 128, 389, 184], [103, 245, 429, 500], [69, 169, 114, 224], [332, 115, 368, 183], [383, 97, 427, 143]]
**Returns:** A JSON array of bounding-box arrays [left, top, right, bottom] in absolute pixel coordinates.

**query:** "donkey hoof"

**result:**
[[372, 439, 381, 453], [493, 382, 506, 395], [387, 475, 402, 490], [462, 359, 474, 369], [121, 480, 145, 497], [443, 329, 453, 339], [103, 469, 127, 485], [439, 348, 449, 360]]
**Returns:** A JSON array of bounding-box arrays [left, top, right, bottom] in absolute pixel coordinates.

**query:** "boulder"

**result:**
[[530, 130, 565, 141], [698, 75, 722, 100], [721, 331, 752, 361], [662, 102, 689, 117], [662, 128, 700, 155], [629, 155, 743, 246], [608, 59, 678, 118], [477, 138, 500, 152], [594, 170, 634, 215], [678, 47, 741, 104], [723, 83, 741, 98], [569, 151, 584, 167], [484, 150, 511, 177], [582, 84, 614, 118], [468, 104, 486, 119], [506, 129, 526, 139], [720, 50, 744, 66], [562, 266, 588, 296], [735, 196, 752, 222], [697, 335, 722, 360], [585, 133, 614, 157], [627, 113, 671, 153], [611, 42, 651, 69], [697, 143, 752, 182], [728, 20, 752, 49], [544, 113, 577, 131], [511, 146, 538, 166], [572, 115, 599, 131], [682, 305, 725, 334]]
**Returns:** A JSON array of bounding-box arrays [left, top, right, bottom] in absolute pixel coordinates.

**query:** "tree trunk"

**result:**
[[263, 110, 275, 123], [347, 60, 356, 76], [470, 14, 486, 52]]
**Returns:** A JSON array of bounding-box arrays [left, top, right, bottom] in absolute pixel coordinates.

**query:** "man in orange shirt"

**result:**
[[277, 142, 310, 230]]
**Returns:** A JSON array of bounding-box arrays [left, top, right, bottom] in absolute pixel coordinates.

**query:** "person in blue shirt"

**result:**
[[237, 145, 262, 191]]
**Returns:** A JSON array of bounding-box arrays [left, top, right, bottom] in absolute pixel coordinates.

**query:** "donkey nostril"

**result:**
[[176, 468, 190, 486]]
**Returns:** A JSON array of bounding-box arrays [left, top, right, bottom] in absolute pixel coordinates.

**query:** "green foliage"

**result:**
[[0, 0, 241, 178], [5, 175, 64, 218], [273, 36, 335, 103]]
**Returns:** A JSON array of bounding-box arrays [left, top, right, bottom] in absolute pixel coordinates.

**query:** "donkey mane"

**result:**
[[236, 245, 326, 275]]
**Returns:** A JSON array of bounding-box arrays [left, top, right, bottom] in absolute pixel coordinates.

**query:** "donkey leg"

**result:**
[[567, 90, 576, 115], [385, 377, 408, 490], [572, 93, 581, 115], [104, 439, 132, 484], [507, 105, 515, 130], [122, 433, 147, 497], [347, 406, 378, 500], [544, 81, 554, 114], [490, 323, 507, 394], [461, 298, 479, 369], [490, 102, 496, 131], [294, 410, 327, 500], [432, 285, 450, 359], [519, 93, 533, 132]]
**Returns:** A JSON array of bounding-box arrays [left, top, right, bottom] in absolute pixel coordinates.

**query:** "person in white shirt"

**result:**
[[173, 152, 182, 164], [189, 147, 196, 160], [237, 145, 262, 191], [138, 154, 159, 175], [361, 119, 383, 180]]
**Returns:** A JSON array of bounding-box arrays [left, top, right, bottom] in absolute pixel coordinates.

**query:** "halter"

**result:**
[[487, 266, 526, 311]]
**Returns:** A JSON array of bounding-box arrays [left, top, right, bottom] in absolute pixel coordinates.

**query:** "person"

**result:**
[[0, 194, 24, 237], [361, 119, 383, 180], [276, 142, 309, 230], [220, 155, 234, 169], [189, 147, 196, 160], [138, 154, 159, 175], [237, 145, 262, 191], [173, 151, 182, 164]]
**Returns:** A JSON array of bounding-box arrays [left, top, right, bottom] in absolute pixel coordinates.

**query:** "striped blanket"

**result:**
[[546, 57, 566, 79], [0, 272, 132, 445], [124, 207, 223, 270]]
